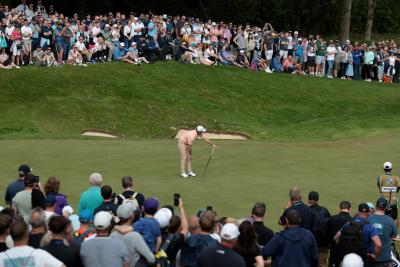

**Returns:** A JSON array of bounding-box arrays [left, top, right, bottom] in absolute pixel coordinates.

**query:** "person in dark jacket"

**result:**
[[264, 209, 318, 267], [279, 187, 313, 230]]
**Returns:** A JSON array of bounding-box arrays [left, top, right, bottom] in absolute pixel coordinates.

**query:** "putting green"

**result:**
[[1, 133, 399, 231]]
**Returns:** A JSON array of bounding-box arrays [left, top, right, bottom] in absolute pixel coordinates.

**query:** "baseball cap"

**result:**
[[133, 17, 138, 21], [163, 14, 167, 19], [358, 203, 370, 213], [62, 206, 74, 216], [120, 42, 125, 47], [366, 202, 375, 210], [294, 31, 298, 34], [78, 209, 93, 223], [220, 223, 240, 240], [342, 253, 363, 267], [117, 202, 137, 220], [376, 197, 388, 209], [196, 125, 206, 133], [144, 197, 159, 215], [94, 211, 112, 229], [131, 42, 137, 46], [239, 50, 244, 54], [384, 162, 392, 170], [45, 194, 56, 206], [105, 24, 110, 28], [154, 208, 172, 228], [24, 174, 38, 185], [211, 22, 216, 26], [308, 191, 319, 201], [18, 165, 31, 176]]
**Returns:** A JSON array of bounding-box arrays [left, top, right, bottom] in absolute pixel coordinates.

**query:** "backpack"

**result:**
[[154, 234, 175, 267], [310, 208, 330, 247], [117, 192, 139, 206], [338, 220, 368, 259]]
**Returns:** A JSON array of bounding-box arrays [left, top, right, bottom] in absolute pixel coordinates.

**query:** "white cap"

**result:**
[[342, 253, 363, 267], [211, 22, 217, 26], [220, 223, 240, 240], [384, 162, 392, 170], [239, 50, 244, 54], [105, 24, 110, 28], [94, 211, 113, 229], [154, 208, 172, 228], [366, 202, 375, 210], [120, 42, 125, 47], [254, 33, 259, 37], [163, 14, 167, 19], [196, 125, 206, 133], [294, 31, 298, 34], [117, 202, 138, 220], [133, 17, 138, 21], [62, 206, 74, 216], [131, 42, 137, 46]]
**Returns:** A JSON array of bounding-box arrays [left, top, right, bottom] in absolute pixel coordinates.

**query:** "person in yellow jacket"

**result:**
[[178, 126, 216, 178], [377, 161, 400, 223]]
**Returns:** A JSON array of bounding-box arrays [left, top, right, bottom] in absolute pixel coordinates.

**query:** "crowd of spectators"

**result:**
[[1, 0, 399, 83], [0, 163, 399, 267]]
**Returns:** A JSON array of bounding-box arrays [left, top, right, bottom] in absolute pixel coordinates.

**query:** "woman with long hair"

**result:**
[[44, 177, 68, 215], [234, 221, 264, 267]]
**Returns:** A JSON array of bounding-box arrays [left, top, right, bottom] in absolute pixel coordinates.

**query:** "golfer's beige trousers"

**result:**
[[178, 142, 192, 172]]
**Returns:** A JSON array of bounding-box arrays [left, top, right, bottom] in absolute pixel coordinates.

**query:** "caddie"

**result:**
[[377, 161, 400, 223]]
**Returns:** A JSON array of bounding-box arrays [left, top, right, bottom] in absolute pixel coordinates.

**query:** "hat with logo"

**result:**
[[18, 165, 31, 176], [94, 211, 113, 229], [376, 197, 388, 209], [154, 208, 172, 228], [384, 162, 392, 170], [78, 209, 93, 223], [196, 125, 206, 133], [358, 203, 370, 213], [220, 223, 240, 240], [144, 197, 159, 215]]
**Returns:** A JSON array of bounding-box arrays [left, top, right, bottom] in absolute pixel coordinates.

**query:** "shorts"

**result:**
[[307, 56, 315, 67], [385, 204, 398, 220], [294, 55, 303, 64], [334, 60, 341, 71], [316, 55, 325, 65], [265, 50, 273, 60], [11, 43, 21, 56], [279, 50, 288, 59]]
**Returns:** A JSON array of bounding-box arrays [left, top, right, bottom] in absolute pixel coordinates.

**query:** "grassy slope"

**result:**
[[0, 61, 399, 141], [0, 135, 399, 231]]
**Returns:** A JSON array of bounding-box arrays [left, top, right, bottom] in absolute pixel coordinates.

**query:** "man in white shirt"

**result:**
[[326, 40, 336, 78], [131, 17, 143, 47], [0, 218, 65, 267], [15, 0, 28, 16], [74, 36, 92, 61], [21, 19, 32, 64]]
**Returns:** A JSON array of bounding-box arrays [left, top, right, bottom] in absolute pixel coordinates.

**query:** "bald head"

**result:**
[[289, 187, 301, 202]]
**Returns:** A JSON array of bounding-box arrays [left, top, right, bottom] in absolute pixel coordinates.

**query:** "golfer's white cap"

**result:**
[[342, 253, 363, 267], [196, 125, 206, 133], [384, 162, 392, 170]]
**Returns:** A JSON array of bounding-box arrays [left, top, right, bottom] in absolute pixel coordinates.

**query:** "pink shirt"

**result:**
[[179, 130, 198, 145], [210, 27, 219, 43]]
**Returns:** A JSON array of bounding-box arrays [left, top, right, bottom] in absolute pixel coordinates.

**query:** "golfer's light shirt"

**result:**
[[179, 130, 197, 145]]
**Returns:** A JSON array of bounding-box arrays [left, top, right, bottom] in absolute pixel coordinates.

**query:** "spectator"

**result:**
[[279, 32, 289, 59], [0, 47, 20, 69], [364, 46, 375, 82], [250, 202, 274, 247], [334, 203, 382, 264], [315, 36, 326, 77], [101, 24, 114, 61], [367, 197, 397, 266], [73, 209, 95, 244], [346, 46, 354, 80], [93, 185, 118, 216], [67, 45, 86, 66], [197, 223, 246, 267], [0, 217, 65, 267], [279, 187, 313, 230], [340, 46, 349, 79], [42, 46, 57, 66], [54, 21, 65, 64], [263, 209, 319, 267], [110, 202, 155, 267], [78, 172, 103, 216], [0, 214, 12, 252], [128, 42, 149, 64], [5, 164, 30, 206], [352, 45, 363, 80], [12, 174, 39, 222], [44, 177, 68, 215], [44, 194, 57, 221], [308, 191, 331, 267], [80, 211, 130, 267], [74, 35, 92, 62], [326, 40, 336, 78], [20, 18, 32, 64], [181, 211, 218, 267], [327, 201, 353, 267], [115, 176, 145, 208], [161, 198, 189, 265], [10, 23, 22, 67], [28, 207, 47, 248], [43, 215, 83, 267], [233, 221, 264, 267]]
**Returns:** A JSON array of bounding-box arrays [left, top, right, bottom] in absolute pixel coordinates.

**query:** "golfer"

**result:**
[[178, 126, 217, 178], [377, 161, 400, 222]]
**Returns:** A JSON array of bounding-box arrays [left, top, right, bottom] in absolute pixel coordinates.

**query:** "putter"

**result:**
[[203, 146, 216, 177]]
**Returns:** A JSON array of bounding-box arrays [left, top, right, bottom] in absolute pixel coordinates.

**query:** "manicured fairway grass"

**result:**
[[1, 134, 399, 231]]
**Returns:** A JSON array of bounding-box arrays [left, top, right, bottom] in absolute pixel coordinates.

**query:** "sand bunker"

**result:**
[[175, 129, 249, 140], [81, 130, 118, 138]]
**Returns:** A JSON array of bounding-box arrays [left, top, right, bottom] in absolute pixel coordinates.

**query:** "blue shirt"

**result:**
[[133, 217, 160, 252], [114, 48, 129, 61], [341, 217, 378, 254], [368, 214, 397, 261], [147, 21, 157, 37], [78, 187, 103, 216], [5, 179, 24, 204]]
